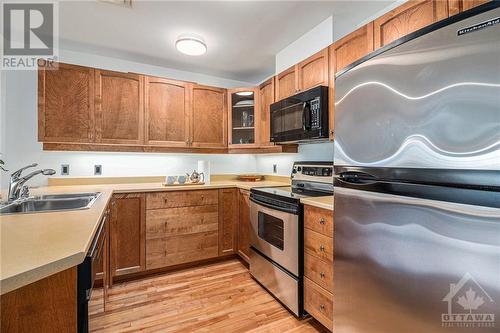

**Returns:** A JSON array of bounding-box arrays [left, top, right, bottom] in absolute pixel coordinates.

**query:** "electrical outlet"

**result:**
[[94, 165, 102, 175], [61, 164, 70, 176], [273, 164, 277, 174]]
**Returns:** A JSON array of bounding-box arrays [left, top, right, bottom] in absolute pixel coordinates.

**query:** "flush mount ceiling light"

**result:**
[[175, 35, 207, 56], [236, 91, 253, 96]]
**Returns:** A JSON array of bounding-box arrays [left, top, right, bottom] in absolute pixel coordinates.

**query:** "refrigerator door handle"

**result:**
[[336, 171, 378, 184]]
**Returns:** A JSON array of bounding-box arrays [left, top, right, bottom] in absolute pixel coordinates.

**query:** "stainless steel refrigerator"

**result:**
[[333, 3, 500, 333]]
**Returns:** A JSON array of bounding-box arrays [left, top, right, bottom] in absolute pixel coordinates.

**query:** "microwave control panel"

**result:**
[[310, 97, 321, 128]]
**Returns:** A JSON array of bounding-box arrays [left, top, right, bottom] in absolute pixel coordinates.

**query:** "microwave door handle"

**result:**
[[302, 102, 311, 131]]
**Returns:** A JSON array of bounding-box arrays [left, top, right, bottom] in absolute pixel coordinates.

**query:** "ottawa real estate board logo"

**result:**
[[442, 272, 495, 329], [1, 1, 58, 70]]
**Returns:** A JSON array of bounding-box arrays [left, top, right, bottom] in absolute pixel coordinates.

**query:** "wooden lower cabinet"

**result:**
[[218, 188, 239, 255], [303, 204, 334, 331], [110, 193, 146, 280], [237, 189, 251, 263], [145, 190, 231, 270], [304, 277, 333, 331]]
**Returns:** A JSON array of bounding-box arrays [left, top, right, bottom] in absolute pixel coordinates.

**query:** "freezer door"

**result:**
[[333, 186, 500, 333], [334, 6, 500, 169]]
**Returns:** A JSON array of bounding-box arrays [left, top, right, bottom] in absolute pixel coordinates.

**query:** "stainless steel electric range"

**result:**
[[249, 161, 333, 317]]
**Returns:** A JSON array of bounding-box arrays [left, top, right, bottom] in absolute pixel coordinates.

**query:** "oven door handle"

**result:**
[[250, 196, 299, 215]]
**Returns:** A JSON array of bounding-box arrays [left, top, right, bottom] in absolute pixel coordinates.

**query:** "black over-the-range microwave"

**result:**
[[270, 85, 329, 143]]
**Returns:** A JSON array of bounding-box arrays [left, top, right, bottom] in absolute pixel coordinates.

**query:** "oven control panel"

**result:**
[[291, 162, 333, 184]]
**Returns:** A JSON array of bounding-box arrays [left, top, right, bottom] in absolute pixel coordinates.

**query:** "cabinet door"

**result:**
[[218, 188, 238, 256], [374, 0, 449, 48], [237, 189, 251, 263], [449, 0, 490, 15], [191, 85, 227, 148], [258, 78, 275, 146], [275, 65, 297, 101], [331, 23, 374, 74], [38, 62, 95, 143], [95, 70, 144, 145], [228, 87, 260, 147], [297, 48, 329, 92], [145, 77, 191, 147], [110, 193, 145, 280]]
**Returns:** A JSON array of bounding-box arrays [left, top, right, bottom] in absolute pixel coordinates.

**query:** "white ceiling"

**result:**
[[59, 1, 393, 84]]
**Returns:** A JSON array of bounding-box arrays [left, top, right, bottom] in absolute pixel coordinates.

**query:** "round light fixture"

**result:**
[[236, 91, 253, 96], [175, 35, 207, 56]]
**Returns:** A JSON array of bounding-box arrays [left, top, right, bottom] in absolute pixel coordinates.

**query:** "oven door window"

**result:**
[[258, 211, 284, 250]]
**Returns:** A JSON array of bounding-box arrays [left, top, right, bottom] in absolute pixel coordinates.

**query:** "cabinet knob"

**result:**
[[320, 272, 325, 278], [319, 218, 325, 225], [111, 201, 116, 207], [320, 304, 325, 311], [319, 245, 325, 252]]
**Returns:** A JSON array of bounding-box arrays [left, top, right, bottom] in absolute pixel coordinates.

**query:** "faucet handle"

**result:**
[[11, 163, 38, 179]]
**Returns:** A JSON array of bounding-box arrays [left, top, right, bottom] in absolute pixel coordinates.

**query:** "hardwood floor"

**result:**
[[90, 259, 329, 333]]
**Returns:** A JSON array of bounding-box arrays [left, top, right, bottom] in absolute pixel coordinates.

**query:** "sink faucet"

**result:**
[[7, 163, 56, 202]]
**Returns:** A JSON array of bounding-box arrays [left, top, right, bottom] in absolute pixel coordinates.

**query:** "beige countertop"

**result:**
[[0, 179, 289, 295], [300, 196, 334, 211]]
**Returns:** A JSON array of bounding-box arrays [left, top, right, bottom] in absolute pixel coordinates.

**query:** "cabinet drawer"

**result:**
[[304, 205, 333, 237], [304, 253, 333, 293], [146, 190, 218, 209], [146, 231, 218, 270], [146, 205, 218, 239], [304, 229, 333, 263], [304, 277, 333, 331]]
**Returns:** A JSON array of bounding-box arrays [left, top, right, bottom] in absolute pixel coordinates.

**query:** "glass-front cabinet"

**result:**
[[228, 87, 260, 147]]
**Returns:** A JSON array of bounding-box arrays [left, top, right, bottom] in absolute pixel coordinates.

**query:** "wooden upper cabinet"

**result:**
[[275, 65, 297, 101], [191, 85, 227, 148], [258, 78, 275, 146], [374, 0, 449, 48], [297, 48, 329, 92], [110, 193, 146, 279], [449, 0, 490, 15], [145, 77, 191, 147], [38, 63, 95, 143], [95, 70, 144, 145], [331, 23, 374, 74]]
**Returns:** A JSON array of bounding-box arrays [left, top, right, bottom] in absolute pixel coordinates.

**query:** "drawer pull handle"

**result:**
[[320, 272, 325, 278], [319, 245, 325, 252], [319, 218, 325, 225], [320, 304, 325, 311]]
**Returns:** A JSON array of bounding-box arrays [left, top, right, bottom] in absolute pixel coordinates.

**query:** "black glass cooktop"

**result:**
[[251, 186, 332, 201]]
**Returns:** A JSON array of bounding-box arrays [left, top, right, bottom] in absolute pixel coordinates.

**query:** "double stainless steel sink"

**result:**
[[0, 192, 101, 215]]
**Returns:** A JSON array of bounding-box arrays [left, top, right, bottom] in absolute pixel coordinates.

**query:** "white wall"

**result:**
[[0, 51, 256, 190], [275, 16, 333, 74]]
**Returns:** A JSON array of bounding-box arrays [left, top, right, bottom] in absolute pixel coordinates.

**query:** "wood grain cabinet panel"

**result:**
[[237, 189, 251, 263], [146, 190, 218, 210], [304, 228, 334, 263], [146, 231, 219, 269], [218, 188, 239, 256], [304, 277, 333, 331], [304, 253, 333, 293], [374, 0, 449, 48], [38, 62, 95, 143], [275, 66, 298, 101], [258, 78, 275, 146], [191, 85, 227, 148], [146, 205, 219, 239], [304, 205, 334, 237], [331, 23, 374, 74], [297, 48, 329, 92], [145, 77, 191, 147], [449, 0, 490, 15], [95, 70, 144, 144], [110, 193, 146, 279]]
